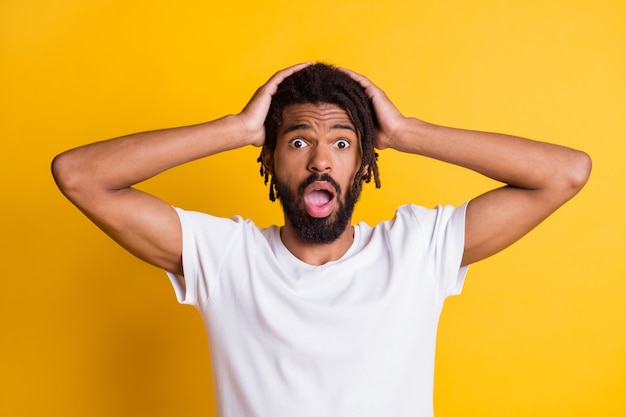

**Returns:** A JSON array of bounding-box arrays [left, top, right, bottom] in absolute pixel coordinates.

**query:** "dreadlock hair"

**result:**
[[258, 62, 381, 201]]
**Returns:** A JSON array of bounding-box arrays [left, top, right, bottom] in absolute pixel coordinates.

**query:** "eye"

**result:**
[[289, 138, 309, 149], [334, 139, 351, 149]]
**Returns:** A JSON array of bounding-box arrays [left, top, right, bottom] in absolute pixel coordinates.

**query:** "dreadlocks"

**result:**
[[258, 63, 381, 201]]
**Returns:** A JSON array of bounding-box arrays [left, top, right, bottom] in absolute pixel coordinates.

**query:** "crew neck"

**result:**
[[270, 225, 362, 272]]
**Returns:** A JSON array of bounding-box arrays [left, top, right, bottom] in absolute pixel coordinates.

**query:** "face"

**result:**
[[264, 103, 364, 243]]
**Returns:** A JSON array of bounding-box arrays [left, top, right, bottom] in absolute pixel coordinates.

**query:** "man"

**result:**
[[52, 62, 591, 417]]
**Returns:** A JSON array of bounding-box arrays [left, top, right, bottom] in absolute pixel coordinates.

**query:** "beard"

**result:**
[[274, 173, 362, 244]]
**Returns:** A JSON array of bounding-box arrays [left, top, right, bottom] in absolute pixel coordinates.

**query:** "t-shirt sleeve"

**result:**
[[165, 207, 243, 307], [406, 202, 469, 298]]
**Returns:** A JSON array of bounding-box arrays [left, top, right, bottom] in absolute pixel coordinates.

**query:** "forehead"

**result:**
[[279, 103, 356, 131]]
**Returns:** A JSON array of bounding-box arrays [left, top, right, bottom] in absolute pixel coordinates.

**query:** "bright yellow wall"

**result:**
[[2, 0, 624, 415]]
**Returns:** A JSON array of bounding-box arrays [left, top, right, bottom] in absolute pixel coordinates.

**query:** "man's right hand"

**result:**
[[237, 62, 311, 147], [51, 63, 310, 278]]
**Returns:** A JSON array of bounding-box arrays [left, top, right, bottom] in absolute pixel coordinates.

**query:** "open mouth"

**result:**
[[303, 181, 337, 218]]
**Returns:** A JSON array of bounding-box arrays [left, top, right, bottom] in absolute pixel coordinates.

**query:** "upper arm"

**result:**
[[462, 186, 554, 266], [461, 152, 591, 266], [85, 187, 184, 275], [54, 165, 184, 275]]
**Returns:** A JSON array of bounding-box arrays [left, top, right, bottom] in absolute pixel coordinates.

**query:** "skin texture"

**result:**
[[51, 62, 592, 290]]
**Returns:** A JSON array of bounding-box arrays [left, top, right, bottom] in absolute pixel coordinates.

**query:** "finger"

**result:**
[[337, 67, 373, 89], [338, 66, 390, 106], [275, 61, 313, 79], [240, 62, 313, 142], [263, 62, 312, 94], [244, 62, 311, 113]]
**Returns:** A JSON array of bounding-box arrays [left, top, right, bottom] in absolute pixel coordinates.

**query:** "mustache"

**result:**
[[298, 173, 341, 195]]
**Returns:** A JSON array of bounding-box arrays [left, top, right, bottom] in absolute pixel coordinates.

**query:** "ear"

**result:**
[[261, 145, 274, 176], [361, 163, 369, 179]]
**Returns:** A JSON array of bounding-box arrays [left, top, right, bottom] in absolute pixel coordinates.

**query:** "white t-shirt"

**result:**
[[167, 203, 469, 417]]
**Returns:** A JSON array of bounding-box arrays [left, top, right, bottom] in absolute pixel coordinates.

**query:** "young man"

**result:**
[[52, 62, 591, 417]]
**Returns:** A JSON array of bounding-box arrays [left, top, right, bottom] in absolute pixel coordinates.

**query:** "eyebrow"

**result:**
[[282, 123, 356, 134]]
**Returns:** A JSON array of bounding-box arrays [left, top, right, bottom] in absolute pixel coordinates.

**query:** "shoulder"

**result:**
[[397, 203, 467, 221], [173, 208, 273, 244], [174, 208, 257, 229], [377, 203, 467, 230], [360, 203, 468, 247]]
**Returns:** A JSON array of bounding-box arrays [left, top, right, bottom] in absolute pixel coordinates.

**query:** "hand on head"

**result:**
[[238, 62, 312, 147], [338, 67, 406, 150]]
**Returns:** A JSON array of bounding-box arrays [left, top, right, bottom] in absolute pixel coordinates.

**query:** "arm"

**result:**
[[342, 68, 592, 266], [51, 62, 311, 276]]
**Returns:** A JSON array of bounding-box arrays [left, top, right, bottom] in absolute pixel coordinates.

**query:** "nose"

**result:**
[[307, 145, 332, 173]]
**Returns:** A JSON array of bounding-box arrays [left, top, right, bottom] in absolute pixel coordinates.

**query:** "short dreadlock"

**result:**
[[258, 62, 381, 201]]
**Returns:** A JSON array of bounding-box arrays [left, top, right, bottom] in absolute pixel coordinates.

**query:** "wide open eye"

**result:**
[[289, 138, 309, 149], [333, 139, 351, 149]]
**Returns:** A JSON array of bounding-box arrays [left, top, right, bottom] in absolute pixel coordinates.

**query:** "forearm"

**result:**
[[343, 66, 591, 264], [389, 118, 591, 191], [52, 114, 248, 194]]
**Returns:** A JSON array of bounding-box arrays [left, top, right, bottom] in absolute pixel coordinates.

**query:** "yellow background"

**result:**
[[2, 0, 624, 415]]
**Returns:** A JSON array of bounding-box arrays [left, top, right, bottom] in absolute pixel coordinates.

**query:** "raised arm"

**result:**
[[52, 63, 311, 276], [342, 68, 592, 266]]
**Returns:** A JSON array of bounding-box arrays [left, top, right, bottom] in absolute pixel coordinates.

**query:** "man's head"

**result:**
[[258, 63, 381, 244], [259, 63, 380, 201]]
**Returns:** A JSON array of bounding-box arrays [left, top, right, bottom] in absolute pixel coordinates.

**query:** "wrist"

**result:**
[[223, 114, 265, 148], [380, 117, 419, 151], [383, 117, 436, 154], [232, 113, 267, 148]]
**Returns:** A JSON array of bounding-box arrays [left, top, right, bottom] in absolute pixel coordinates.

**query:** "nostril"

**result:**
[[309, 165, 331, 172], [308, 156, 331, 172]]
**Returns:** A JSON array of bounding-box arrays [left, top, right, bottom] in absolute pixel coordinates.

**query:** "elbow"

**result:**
[[567, 150, 592, 192], [550, 150, 592, 202], [51, 151, 84, 198], [51, 152, 68, 191]]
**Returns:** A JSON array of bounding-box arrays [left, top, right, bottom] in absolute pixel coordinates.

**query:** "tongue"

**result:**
[[308, 190, 332, 206], [305, 190, 333, 218]]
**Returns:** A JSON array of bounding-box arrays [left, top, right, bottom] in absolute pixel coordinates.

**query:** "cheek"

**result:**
[[272, 160, 300, 187], [350, 153, 364, 176], [274, 149, 308, 174]]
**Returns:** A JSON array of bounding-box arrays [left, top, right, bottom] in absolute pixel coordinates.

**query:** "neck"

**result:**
[[280, 222, 355, 266]]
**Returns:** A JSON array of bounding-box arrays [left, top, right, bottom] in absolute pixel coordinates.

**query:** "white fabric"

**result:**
[[166, 203, 469, 417]]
